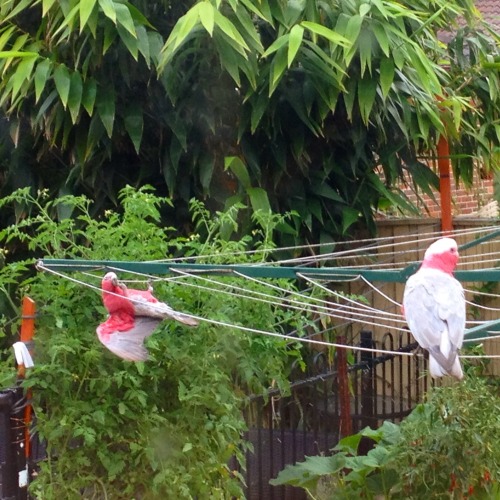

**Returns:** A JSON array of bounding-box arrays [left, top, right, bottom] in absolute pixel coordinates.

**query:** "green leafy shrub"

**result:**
[[272, 376, 500, 499], [0, 186, 306, 498]]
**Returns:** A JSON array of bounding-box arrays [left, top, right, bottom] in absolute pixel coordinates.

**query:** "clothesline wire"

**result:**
[[172, 269, 409, 331], [37, 263, 417, 357], [142, 225, 500, 266], [36, 262, 500, 359]]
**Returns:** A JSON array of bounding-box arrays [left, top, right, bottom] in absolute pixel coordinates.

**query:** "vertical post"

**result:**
[[437, 135, 453, 234], [337, 337, 352, 438], [18, 297, 36, 460], [360, 331, 374, 429]]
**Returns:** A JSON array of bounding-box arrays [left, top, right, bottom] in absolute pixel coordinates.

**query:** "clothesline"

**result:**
[[36, 261, 500, 360]]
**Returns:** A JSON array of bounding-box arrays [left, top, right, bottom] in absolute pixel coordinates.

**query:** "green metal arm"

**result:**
[[37, 259, 500, 283]]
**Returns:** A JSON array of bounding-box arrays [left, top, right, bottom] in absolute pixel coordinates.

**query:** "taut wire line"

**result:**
[[172, 269, 408, 331], [36, 263, 417, 357]]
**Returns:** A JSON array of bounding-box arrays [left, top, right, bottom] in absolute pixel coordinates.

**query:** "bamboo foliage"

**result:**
[[0, 0, 499, 241]]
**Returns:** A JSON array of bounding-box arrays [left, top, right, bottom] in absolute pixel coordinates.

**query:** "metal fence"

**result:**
[[0, 388, 27, 500], [242, 330, 429, 499]]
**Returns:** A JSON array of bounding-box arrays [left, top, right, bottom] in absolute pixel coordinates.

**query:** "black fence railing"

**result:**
[[0, 387, 28, 500], [242, 330, 429, 500]]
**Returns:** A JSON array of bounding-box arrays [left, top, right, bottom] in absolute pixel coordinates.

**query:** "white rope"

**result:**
[[297, 273, 404, 319], [463, 333, 500, 343], [144, 225, 500, 266], [460, 354, 500, 359], [173, 268, 408, 331], [37, 263, 416, 357], [464, 300, 500, 312], [37, 258, 500, 360]]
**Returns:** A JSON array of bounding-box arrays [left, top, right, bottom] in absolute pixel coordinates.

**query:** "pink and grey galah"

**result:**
[[402, 237, 465, 379], [96, 272, 198, 361]]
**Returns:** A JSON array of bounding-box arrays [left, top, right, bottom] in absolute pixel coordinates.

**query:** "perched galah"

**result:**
[[402, 238, 465, 379], [101, 272, 199, 326], [96, 310, 161, 361]]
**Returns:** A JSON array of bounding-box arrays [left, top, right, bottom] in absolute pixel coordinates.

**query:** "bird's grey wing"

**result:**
[[104, 317, 161, 362], [403, 272, 465, 349], [129, 293, 199, 326], [431, 276, 465, 349]]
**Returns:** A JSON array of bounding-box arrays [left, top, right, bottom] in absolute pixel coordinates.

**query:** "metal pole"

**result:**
[[337, 337, 352, 438], [437, 135, 453, 234]]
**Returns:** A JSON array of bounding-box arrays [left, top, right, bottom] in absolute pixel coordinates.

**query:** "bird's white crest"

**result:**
[[423, 237, 458, 260]]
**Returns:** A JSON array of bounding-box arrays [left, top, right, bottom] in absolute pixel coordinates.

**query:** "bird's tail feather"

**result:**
[[429, 350, 463, 380]]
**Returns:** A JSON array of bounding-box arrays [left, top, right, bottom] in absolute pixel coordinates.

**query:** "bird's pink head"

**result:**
[[101, 272, 133, 314], [420, 237, 459, 275]]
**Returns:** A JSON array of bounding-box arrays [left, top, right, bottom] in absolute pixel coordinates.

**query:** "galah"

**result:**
[[101, 272, 199, 326], [402, 237, 465, 379], [96, 310, 161, 361]]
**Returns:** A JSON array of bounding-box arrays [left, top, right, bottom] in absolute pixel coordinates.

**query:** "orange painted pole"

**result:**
[[437, 135, 453, 234], [17, 296, 36, 459]]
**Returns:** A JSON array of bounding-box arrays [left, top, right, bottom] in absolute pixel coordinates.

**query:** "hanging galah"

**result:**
[[96, 310, 161, 361], [101, 272, 199, 326], [402, 237, 465, 379]]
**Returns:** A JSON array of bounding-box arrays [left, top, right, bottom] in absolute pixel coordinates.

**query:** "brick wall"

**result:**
[[401, 176, 496, 218]]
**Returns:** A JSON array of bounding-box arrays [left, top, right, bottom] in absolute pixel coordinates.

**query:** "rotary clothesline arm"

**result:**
[[38, 258, 500, 342]]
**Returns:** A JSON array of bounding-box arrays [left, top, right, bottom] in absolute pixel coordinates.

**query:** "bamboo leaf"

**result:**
[[54, 64, 71, 109], [213, 11, 250, 53], [96, 87, 115, 137], [214, 33, 241, 85], [68, 71, 83, 124], [357, 29, 372, 77], [103, 21, 117, 54], [344, 14, 363, 44], [117, 23, 138, 60], [250, 91, 268, 133], [199, 155, 215, 192], [11, 55, 37, 100], [2, 0, 32, 23], [199, 2, 215, 36], [136, 25, 150, 66], [125, 2, 155, 29], [172, 6, 200, 52], [0, 51, 38, 58], [301, 21, 350, 47], [80, 0, 97, 33], [372, 21, 390, 57], [124, 103, 143, 154], [239, 0, 273, 24], [288, 24, 303, 68], [358, 75, 377, 125], [262, 35, 289, 58], [225, 156, 251, 188], [115, 3, 136, 38], [34, 58, 51, 103], [99, 0, 116, 24], [231, 4, 263, 53], [342, 207, 360, 234], [52, 4, 79, 39], [269, 46, 288, 96], [0, 27, 16, 53], [42, 0, 57, 16], [248, 187, 271, 213], [379, 57, 394, 99]]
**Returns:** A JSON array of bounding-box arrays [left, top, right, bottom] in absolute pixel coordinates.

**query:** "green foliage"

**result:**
[[272, 376, 500, 499], [0, 186, 308, 498], [1, 0, 500, 246]]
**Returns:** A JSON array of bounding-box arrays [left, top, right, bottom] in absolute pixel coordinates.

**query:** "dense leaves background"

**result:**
[[0, 186, 311, 498], [271, 376, 500, 499], [0, 0, 500, 243]]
